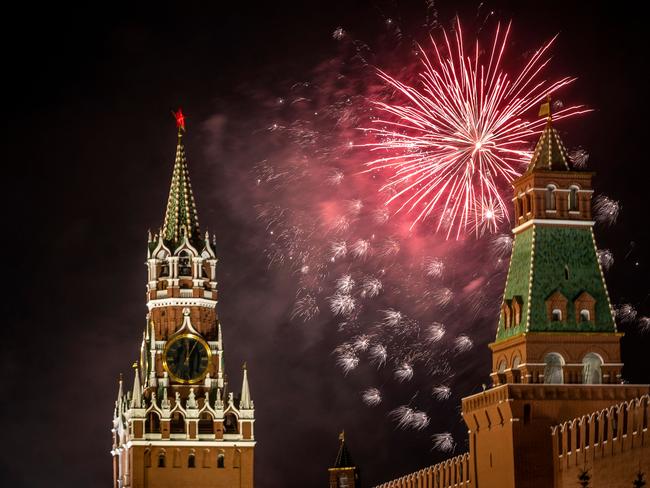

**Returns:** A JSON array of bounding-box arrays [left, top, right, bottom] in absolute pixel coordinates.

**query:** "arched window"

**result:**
[[217, 453, 225, 469], [582, 353, 602, 384], [188, 452, 196, 468], [552, 309, 562, 322], [544, 353, 564, 384], [512, 355, 521, 370], [569, 186, 579, 211], [580, 309, 590, 322], [525, 194, 532, 214], [170, 412, 185, 434], [497, 359, 507, 374], [198, 412, 214, 435], [178, 252, 192, 277], [157, 451, 166, 468], [145, 412, 160, 433], [224, 413, 238, 434], [545, 185, 557, 210], [515, 197, 522, 218], [159, 260, 170, 278]]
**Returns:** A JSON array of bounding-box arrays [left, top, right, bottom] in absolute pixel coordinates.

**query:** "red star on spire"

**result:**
[[172, 108, 186, 132]]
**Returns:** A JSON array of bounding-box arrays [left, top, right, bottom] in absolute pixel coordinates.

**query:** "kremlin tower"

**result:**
[[111, 111, 255, 488]]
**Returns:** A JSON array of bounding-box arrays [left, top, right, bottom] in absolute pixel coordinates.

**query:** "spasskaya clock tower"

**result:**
[[111, 111, 255, 488]]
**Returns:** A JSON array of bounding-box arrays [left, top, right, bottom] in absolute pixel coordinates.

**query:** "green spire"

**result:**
[[161, 121, 202, 248], [525, 119, 571, 173]]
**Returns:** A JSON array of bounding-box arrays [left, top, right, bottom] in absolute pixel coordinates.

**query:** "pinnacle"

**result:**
[[161, 127, 202, 248]]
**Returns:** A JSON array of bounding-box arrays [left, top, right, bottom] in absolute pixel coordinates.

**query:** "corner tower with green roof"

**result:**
[[489, 105, 621, 386]]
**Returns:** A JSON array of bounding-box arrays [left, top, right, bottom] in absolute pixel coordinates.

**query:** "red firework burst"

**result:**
[[362, 19, 590, 238]]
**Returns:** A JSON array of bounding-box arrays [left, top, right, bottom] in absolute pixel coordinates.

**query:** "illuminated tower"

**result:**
[[328, 431, 360, 488], [460, 101, 649, 488], [111, 111, 255, 488]]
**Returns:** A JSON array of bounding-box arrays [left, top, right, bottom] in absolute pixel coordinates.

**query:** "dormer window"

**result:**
[[178, 253, 192, 277], [569, 186, 579, 211], [512, 296, 523, 325], [574, 291, 596, 324], [545, 185, 557, 211], [224, 413, 238, 434], [501, 301, 512, 329], [546, 290, 568, 323]]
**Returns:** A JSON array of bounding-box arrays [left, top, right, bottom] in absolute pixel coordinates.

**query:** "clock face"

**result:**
[[163, 334, 211, 384]]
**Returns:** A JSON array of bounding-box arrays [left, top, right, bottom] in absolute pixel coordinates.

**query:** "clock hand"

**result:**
[[188, 340, 199, 358]]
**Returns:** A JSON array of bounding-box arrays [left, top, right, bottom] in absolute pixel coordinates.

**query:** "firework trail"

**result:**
[[593, 195, 621, 226], [431, 432, 456, 453], [361, 18, 589, 237], [389, 405, 431, 430], [210, 6, 612, 448], [362, 387, 383, 406]]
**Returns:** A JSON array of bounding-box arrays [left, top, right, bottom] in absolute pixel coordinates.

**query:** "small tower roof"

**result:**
[[130, 363, 142, 409], [161, 109, 202, 248], [525, 100, 571, 173], [240, 363, 252, 409], [334, 430, 355, 468]]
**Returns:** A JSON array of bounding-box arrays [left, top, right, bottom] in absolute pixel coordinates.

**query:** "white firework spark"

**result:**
[[346, 199, 364, 216], [336, 274, 356, 294], [453, 335, 474, 353], [616, 304, 637, 324], [373, 207, 391, 224], [490, 234, 514, 259], [432, 385, 452, 401], [593, 195, 620, 226], [334, 345, 359, 375], [568, 147, 589, 168], [291, 294, 320, 322], [424, 257, 444, 278], [597, 249, 614, 272], [327, 168, 345, 185], [378, 236, 401, 257], [351, 239, 371, 259], [332, 26, 346, 40], [329, 294, 357, 317], [330, 215, 351, 233], [639, 317, 650, 334], [369, 344, 388, 368], [432, 287, 454, 307], [431, 432, 455, 453], [389, 406, 430, 430], [381, 309, 405, 327], [361, 387, 382, 406], [360, 276, 383, 298], [330, 241, 348, 260], [426, 322, 446, 342], [352, 334, 371, 352], [394, 362, 414, 382]]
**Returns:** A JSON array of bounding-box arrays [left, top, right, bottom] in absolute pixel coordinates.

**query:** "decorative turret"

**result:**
[[490, 99, 620, 386], [328, 431, 360, 488], [240, 363, 253, 410]]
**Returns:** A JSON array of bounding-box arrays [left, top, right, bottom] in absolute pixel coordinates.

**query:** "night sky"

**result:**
[[3, 1, 649, 487]]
